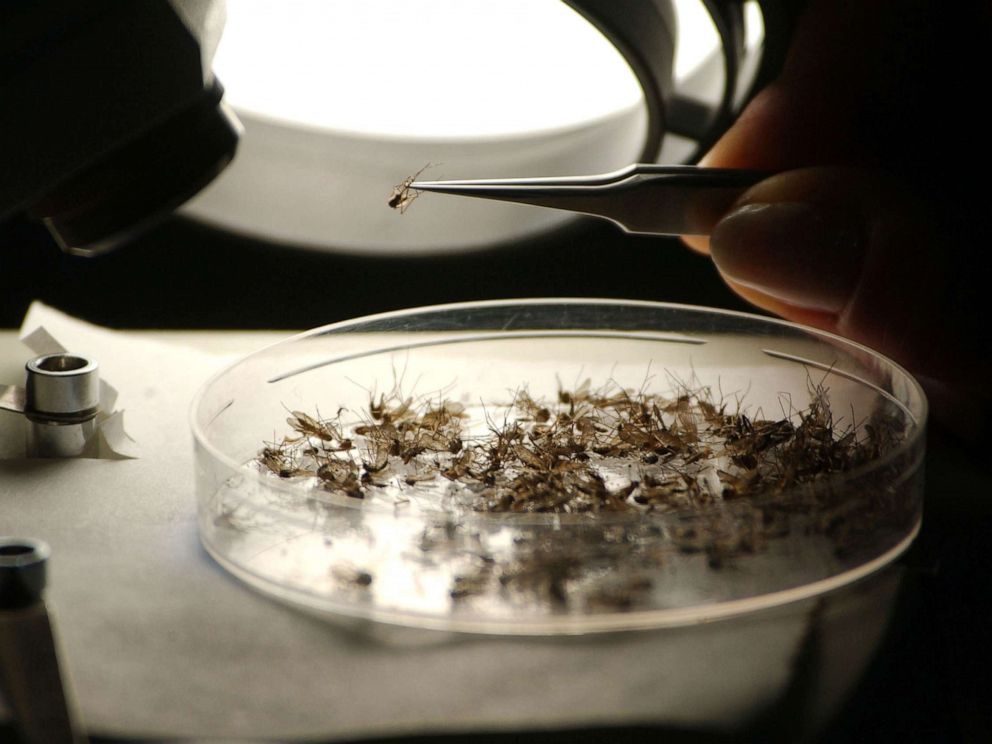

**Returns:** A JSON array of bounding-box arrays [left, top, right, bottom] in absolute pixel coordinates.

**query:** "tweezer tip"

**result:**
[[410, 180, 466, 191]]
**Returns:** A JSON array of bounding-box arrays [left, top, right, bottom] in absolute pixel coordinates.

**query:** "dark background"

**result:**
[[0, 212, 752, 330]]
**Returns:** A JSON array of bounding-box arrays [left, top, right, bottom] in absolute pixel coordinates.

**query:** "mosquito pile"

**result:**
[[257, 378, 897, 514], [249, 377, 909, 610]]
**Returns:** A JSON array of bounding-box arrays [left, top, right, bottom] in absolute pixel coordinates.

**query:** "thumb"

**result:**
[[709, 167, 983, 438]]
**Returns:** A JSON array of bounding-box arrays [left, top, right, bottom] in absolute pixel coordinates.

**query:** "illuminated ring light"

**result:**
[[183, 1, 794, 255], [571, 0, 795, 163]]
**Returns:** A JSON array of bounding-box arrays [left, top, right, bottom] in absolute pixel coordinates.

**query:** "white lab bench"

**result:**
[[0, 309, 982, 742]]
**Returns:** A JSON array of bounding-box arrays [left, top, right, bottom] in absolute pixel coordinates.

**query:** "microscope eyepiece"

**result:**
[[1, 0, 238, 256], [28, 81, 240, 256]]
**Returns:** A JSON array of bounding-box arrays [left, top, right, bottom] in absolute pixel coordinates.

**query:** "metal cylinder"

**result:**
[[0, 538, 49, 610], [23, 353, 100, 458], [0, 538, 85, 743], [25, 354, 100, 418]]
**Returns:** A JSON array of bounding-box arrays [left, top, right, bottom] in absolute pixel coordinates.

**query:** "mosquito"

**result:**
[[388, 163, 432, 214]]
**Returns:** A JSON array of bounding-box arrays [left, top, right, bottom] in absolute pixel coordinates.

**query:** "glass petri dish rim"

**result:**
[[191, 298, 928, 633], [191, 296, 928, 514]]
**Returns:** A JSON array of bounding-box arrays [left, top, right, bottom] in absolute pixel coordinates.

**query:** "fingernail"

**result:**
[[710, 202, 866, 314]]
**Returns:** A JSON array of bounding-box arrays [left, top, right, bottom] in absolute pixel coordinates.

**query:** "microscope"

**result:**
[[0, 0, 239, 257]]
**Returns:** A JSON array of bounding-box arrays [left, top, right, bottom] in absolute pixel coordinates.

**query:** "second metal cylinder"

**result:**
[[24, 353, 100, 458]]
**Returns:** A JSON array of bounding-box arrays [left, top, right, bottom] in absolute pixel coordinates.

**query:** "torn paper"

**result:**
[[20, 325, 138, 458], [0, 312, 138, 459]]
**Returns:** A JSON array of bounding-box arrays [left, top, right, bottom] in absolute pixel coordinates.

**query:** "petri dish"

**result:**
[[191, 299, 926, 635]]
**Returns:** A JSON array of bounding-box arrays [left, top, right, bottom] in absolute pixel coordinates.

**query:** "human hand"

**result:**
[[687, 0, 991, 441]]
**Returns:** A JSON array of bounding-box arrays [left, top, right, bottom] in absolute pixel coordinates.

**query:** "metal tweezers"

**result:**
[[412, 164, 769, 237]]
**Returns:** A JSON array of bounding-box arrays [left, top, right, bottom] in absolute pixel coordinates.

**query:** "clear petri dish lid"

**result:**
[[191, 299, 926, 635]]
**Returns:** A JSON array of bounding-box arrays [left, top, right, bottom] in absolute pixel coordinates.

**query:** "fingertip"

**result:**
[[720, 279, 838, 332], [709, 198, 867, 315]]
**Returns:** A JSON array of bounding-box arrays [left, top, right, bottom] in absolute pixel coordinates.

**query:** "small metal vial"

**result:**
[[0, 538, 85, 743], [24, 353, 100, 458]]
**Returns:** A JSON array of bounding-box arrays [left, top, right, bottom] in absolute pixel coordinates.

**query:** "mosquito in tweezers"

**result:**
[[388, 163, 432, 214]]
